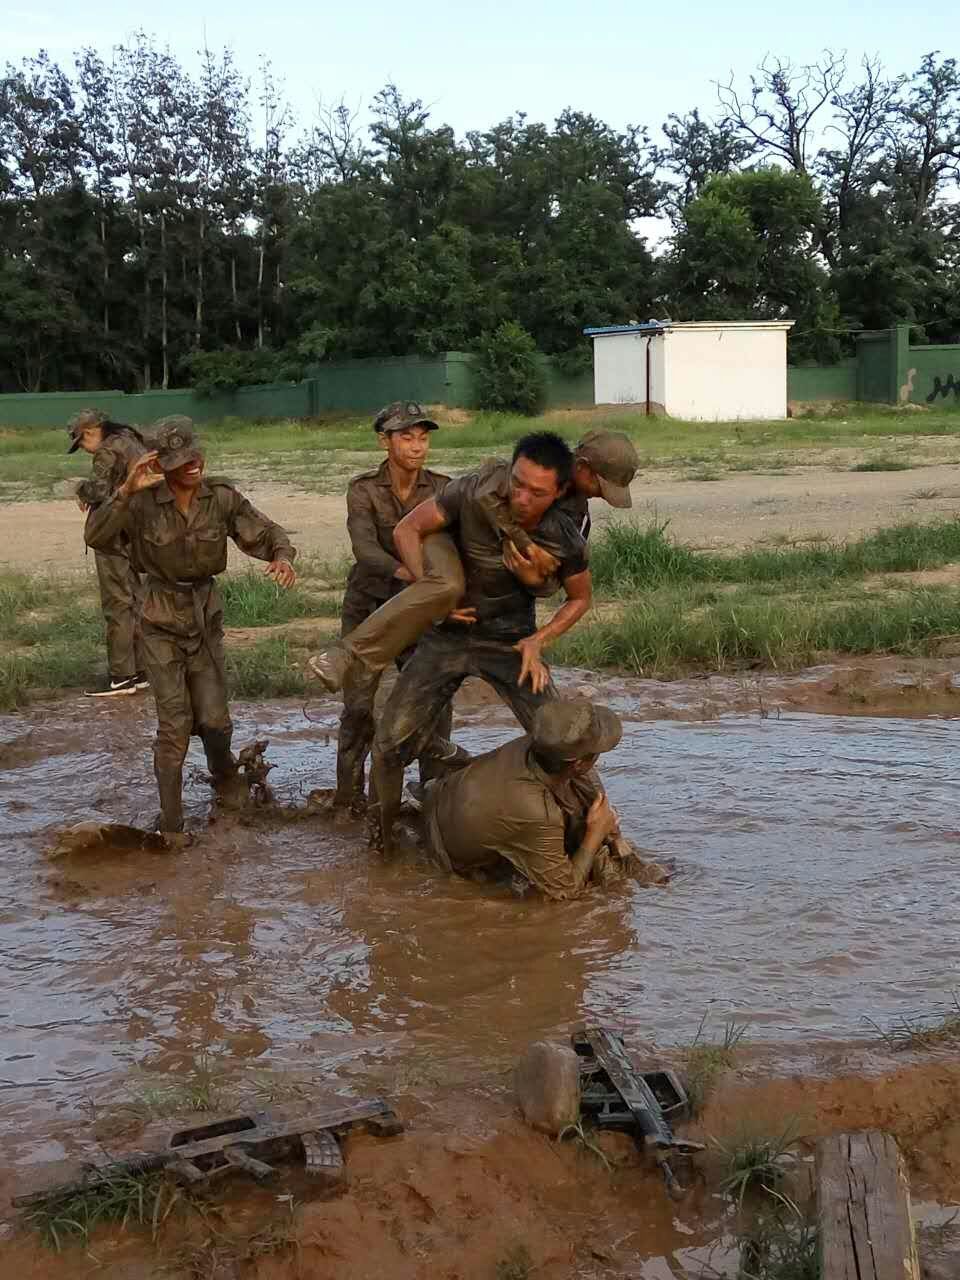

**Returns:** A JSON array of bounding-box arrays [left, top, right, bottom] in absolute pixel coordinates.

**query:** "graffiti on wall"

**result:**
[[927, 374, 960, 403]]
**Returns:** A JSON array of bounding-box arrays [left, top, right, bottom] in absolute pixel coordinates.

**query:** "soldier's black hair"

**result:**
[[102, 420, 147, 445], [512, 431, 573, 488]]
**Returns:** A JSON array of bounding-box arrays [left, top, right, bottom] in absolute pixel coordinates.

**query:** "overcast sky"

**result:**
[[6, 0, 948, 144]]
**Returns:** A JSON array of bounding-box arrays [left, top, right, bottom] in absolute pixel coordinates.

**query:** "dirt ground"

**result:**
[[4, 1046, 960, 1279], [5, 461, 960, 573]]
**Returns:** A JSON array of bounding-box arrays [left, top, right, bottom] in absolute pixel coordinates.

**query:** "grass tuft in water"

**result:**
[[714, 1122, 803, 1206], [736, 1194, 820, 1280], [865, 994, 960, 1051], [679, 1014, 749, 1114]]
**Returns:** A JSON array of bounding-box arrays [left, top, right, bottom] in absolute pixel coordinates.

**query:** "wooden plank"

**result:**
[[816, 1130, 920, 1280]]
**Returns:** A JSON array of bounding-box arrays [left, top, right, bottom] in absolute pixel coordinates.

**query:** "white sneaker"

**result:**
[[84, 676, 139, 698]]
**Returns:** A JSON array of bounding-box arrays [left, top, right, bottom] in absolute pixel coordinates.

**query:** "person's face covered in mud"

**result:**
[[380, 424, 432, 473], [508, 454, 565, 529], [165, 452, 206, 491]]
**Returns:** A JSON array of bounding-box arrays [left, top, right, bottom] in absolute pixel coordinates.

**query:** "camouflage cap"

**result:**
[[66, 408, 108, 453], [575, 431, 640, 508], [531, 699, 622, 763], [373, 400, 439, 435], [150, 416, 203, 472]]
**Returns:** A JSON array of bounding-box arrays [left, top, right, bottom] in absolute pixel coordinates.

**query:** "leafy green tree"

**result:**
[[473, 321, 547, 415]]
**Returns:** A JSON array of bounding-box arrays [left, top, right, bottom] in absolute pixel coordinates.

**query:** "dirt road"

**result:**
[[3, 461, 960, 573]]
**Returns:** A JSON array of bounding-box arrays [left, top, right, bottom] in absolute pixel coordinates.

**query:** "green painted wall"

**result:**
[[903, 345, 960, 406], [788, 362, 857, 402], [0, 350, 593, 428], [856, 330, 898, 402]]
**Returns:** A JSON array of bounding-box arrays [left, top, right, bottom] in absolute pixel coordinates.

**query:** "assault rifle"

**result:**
[[572, 1027, 704, 1196], [13, 1099, 402, 1209]]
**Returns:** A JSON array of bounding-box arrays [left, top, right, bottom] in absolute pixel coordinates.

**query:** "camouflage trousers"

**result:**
[[141, 583, 235, 832], [94, 549, 143, 683], [336, 592, 452, 807]]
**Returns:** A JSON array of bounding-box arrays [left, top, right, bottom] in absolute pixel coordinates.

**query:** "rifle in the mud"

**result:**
[[572, 1027, 704, 1197], [12, 1099, 402, 1209]]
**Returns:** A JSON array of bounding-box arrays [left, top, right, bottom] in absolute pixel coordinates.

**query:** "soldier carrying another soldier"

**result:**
[[69, 408, 149, 698], [84, 417, 297, 837], [308, 430, 639, 694]]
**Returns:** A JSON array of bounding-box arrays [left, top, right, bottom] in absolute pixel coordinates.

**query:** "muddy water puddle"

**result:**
[[2, 665, 960, 1179]]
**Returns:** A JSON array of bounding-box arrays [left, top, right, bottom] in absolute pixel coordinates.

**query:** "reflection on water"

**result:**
[[2, 677, 960, 1166]]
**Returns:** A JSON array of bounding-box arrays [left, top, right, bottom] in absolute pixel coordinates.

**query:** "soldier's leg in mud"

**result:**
[[142, 626, 192, 833], [187, 604, 243, 806], [370, 631, 468, 855], [311, 534, 465, 690], [95, 549, 138, 682], [335, 664, 379, 810]]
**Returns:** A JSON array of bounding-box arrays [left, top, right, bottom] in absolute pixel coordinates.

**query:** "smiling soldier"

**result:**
[[84, 416, 297, 837]]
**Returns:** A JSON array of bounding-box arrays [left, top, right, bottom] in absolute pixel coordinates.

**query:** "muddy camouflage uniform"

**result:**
[[424, 701, 622, 899], [371, 461, 589, 813], [71, 414, 147, 683], [84, 418, 296, 832], [337, 458, 452, 805]]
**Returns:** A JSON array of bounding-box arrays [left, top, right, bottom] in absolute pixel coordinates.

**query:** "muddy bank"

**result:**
[[4, 1048, 960, 1278]]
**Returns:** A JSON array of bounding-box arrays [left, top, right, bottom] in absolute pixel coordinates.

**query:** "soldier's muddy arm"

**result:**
[[83, 489, 134, 551], [514, 569, 592, 692], [393, 497, 450, 580], [346, 483, 405, 580], [76, 447, 114, 507]]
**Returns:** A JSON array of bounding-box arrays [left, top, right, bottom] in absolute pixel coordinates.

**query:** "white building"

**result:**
[[584, 320, 795, 421]]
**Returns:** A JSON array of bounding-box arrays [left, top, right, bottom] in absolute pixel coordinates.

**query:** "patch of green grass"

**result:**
[[715, 1122, 801, 1206], [4, 403, 960, 501], [225, 636, 306, 698], [849, 455, 913, 471], [680, 1015, 749, 1114], [588, 518, 960, 596], [23, 1169, 178, 1250], [219, 571, 341, 627], [553, 584, 960, 676], [737, 1196, 820, 1280], [865, 994, 960, 1051]]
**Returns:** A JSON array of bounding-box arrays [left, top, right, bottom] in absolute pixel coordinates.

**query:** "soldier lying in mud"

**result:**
[[420, 699, 669, 898], [84, 417, 297, 839]]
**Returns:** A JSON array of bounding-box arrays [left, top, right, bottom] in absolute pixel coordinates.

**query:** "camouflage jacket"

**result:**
[[76, 429, 147, 507], [84, 477, 296, 636]]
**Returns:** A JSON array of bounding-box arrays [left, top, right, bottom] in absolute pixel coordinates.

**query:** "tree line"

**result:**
[[1, 36, 958, 393]]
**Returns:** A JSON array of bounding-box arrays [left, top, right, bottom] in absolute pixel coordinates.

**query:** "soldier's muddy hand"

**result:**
[[265, 559, 296, 589], [446, 605, 478, 625], [119, 451, 165, 498], [586, 793, 618, 843], [502, 539, 558, 587], [394, 565, 415, 583], [514, 635, 549, 692]]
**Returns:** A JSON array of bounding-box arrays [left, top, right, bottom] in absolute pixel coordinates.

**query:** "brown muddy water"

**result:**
[[1, 664, 959, 1188]]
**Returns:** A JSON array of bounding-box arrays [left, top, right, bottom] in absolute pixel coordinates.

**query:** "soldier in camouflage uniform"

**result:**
[[334, 401, 457, 810], [69, 409, 149, 696], [85, 417, 297, 835]]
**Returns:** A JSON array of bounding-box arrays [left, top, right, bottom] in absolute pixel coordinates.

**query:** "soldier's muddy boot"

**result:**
[[201, 729, 248, 811], [307, 643, 352, 693], [156, 761, 186, 836]]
